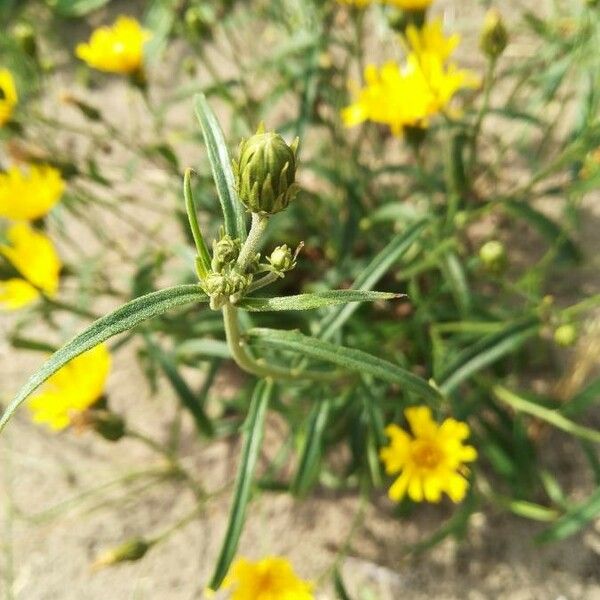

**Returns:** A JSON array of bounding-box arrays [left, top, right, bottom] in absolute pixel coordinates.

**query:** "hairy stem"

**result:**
[[236, 213, 269, 271]]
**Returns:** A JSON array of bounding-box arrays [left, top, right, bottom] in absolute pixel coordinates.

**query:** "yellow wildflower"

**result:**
[[342, 21, 478, 135], [0, 69, 18, 126], [380, 406, 477, 503], [75, 16, 152, 75], [223, 556, 314, 600], [0, 223, 61, 310], [28, 344, 112, 431], [338, 0, 433, 8], [0, 165, 65, 221]]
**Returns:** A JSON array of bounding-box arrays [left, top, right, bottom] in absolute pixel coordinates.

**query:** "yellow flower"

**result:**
[[223, 556, 314, 600], [75, 16, 152, 75], [338, 0, 433, 8], [342, 20, 478, 135], [28, 344, 112, 431], [0, 165, 65, 221], [0, 69, 18, 126], [380, 406, 477, 503], [0, 223, 61, 309]]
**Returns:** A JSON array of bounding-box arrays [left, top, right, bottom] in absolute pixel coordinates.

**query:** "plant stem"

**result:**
[[222, 303, 338, 381], [245, 272, 280, 294], [237, 213, 269, 271]]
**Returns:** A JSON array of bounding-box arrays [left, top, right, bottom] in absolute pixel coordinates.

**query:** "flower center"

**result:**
[[411, 439, 443, 470]]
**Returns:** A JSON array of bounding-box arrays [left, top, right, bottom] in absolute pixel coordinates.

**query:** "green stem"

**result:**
[[222, 303, 338, 381], [245, 272, 280, 294], [237, 213, 269, 271]]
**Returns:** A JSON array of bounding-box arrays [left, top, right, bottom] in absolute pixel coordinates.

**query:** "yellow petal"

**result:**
[[0, 278, 40, 309]]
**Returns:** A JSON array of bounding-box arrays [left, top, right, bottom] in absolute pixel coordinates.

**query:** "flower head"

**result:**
[[0, 165, 65, 221], [0, 223, 61, 309], [76, 16, 152, 74], [342, 20, 478, 135], [0, 69, 18, 126], [380, 406, 477, 503], [28, 344, 112, 431], [223, 556, 314, 600]]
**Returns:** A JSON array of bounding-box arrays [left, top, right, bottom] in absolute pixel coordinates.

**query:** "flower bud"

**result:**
[[92, 538, 150, 569], [90, 409, 126, 442], [553, 324, 577, 347], [479, 240, 507, 274], [12, 23, 37, 59], [211, 234, 241, 272], [233, 126, 300, 215], [268, 244, 296, 273], [480, 9, 508, 59]]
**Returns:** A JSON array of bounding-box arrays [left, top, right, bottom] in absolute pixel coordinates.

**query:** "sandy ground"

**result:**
[[2, 0, 600, 598]]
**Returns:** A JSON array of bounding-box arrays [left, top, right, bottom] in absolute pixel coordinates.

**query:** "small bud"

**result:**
[[453, 211, 469, 229], [211, 234, 241, 272], [479, 240, 507, 274], [388, 7, 427, 34], [91, 410, 126, 442], [184, 5, 216, 37], [203, 272, 231, 297], [233, 127, 300, 215], [12, 23, 37, 58], [553, 324, 577, 347], [268, 244, 296, 273], [92, 538, 150, 569], [480, 9, 508, 59]]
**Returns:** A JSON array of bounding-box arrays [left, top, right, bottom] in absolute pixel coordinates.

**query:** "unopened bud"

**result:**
[[12, 23, 37, 58], [479, 240, 507, 274], [553, 324, 577, 347], [480, 9, 508, 59], [92, 538, 150, 569], [268, 244, 295, 273], [233, 126, 300, 215], [212, 234, 241, 272], [91, 410, 125, 442]]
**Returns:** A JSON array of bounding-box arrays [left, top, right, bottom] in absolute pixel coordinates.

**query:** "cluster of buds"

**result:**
[[191, 125, 302, 309]]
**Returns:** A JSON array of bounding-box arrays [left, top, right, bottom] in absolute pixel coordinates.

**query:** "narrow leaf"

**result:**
[[536, 486, 600, 544], [238, 290, 402, 312], [439, 318, 540, 395], [248, 328, 441, 403], [494, 385, 600, 444], [317, 219, 428, 340], [194, 94, 246, 241], [208, 379, 273, 590], [0, 285, 207, 432], [292, 400, 331, 496], [334, 568, 353, 600], [176, 338, 231, 360]]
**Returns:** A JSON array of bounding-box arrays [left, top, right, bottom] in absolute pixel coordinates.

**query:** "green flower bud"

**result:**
[[479, 240, 507, 274], [12, 23, 37, 58], [554, 324, 577, 347], [92, 538, 150, 569], [212, 234, 241, 272], [203, 272, 231, 297], [233, 126, 300, 215], [268, 244, 296, 273], [480, 9, 508, 59], [91, 409, 125, 442], [388, 7, 427, 34]]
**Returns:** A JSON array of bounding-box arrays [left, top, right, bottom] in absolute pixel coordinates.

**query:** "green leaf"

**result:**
[[561, 377, 600, 418], [333, 568, 353, 600], [208, 379, 273, 590], [144, 338, 214, 437], [248, 328, 441, 403], [292, 400, 331, 496], [0, 285, 207, 432], [536, 486, 600, 544], [317, 219, 428, 340], [494, 385, 600, 444], [143, 0, 176, 64], [238, 290, 402, 312], [438, 318, 540, 395], [176, 338, 231, 360], [501, 200, 581, 262], [194, 94, 246, 241], [50, 0, 110, 16]]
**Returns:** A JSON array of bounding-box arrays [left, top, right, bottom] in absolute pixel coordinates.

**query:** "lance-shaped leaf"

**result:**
[[237, 290, 402, 312], [0, 285, 207, 432], [208, 379, 273, 590], [438, 318, 540, 395], [248, 328, 441, 404], [317, 219, 428, 340], [194, 93, 247, 241]]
